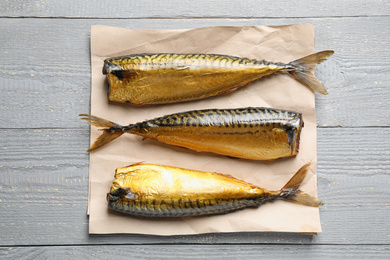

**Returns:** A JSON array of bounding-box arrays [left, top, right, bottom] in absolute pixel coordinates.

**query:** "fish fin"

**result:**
[[176, 65, 190, 70], [288, 50, 334, 95], [79, 114, 121, 128], [127, 161, 145, 167], [123, 188, 138, 200], [226, 155, 241, 160], [79, 114, 125, 152], [279, 162, 323, 207], [87, 129, 124, 152], [284, 191, 324, 207]]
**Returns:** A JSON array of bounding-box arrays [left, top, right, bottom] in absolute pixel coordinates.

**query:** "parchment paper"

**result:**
[[88, 24, 321, 235]]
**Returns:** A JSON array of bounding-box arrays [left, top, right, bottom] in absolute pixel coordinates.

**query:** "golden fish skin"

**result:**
[[107, 163, 322, 218], [103, 51, 334, 105], [80, 107, 303, 160]]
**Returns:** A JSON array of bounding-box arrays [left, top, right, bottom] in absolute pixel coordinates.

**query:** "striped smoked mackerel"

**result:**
[[103, 51, 334, 105], [80, 107, 303, 160], [107, 163, 322, 217]]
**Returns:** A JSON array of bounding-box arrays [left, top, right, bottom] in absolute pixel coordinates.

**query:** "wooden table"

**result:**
[[1, 1, 389, 258]]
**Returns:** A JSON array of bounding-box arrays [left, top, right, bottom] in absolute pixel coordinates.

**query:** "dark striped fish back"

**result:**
[[108, 196, 270, 218], [127, 107, 302, 131], [103, 53, 288, 72]]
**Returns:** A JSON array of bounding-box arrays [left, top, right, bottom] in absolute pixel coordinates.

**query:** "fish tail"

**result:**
[[288, 50, 334, 95], [79, 114, 125, 152], [279, 162, 323, 207]]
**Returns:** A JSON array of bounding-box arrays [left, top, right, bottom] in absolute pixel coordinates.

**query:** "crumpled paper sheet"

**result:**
[[88, 24, 321, 235]]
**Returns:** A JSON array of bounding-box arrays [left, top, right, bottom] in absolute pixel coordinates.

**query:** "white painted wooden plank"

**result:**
[[0, 245, 389, 259], [0, 128, 389, 245], [0, 0, 389, 18], [1, 17, 389, 128]]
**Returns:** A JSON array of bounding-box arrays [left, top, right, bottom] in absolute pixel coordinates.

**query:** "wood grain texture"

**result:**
[[1, 17, 389, 128], [0, 128, 389, 245], [1, 245, 390, 259], [0, 0, 389, 18]]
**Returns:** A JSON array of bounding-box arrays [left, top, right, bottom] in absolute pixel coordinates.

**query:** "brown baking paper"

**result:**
[[88, 24, 321, 235]]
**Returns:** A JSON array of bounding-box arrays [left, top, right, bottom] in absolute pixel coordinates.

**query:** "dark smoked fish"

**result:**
[[103, 51, 334, 105], [80, 107, 303, 160], [107, 162, 323, 217]]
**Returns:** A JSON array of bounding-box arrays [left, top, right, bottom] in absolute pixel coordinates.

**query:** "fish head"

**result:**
[[102, 59, 124, 75], [107, 187, 126, 203], [285, 114, 304, 156], [103, 61, 122, 100]]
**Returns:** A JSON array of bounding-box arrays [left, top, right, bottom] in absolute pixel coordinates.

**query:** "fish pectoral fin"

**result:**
[[110, 187, 138, 200], [175, 65, 190, 70], [123, 189, 138, 200], [221, 87, 240, 95]]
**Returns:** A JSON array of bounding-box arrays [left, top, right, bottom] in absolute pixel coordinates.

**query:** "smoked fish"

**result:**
[[80, 107, 303, 160], [103, 51, 334, 105], [107, 162, 323, 217]]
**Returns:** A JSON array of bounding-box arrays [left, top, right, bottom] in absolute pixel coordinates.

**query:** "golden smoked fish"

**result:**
[[80, 107, 303, 160], [103, 51, 334, 105], [107, 163, 323, 217]]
